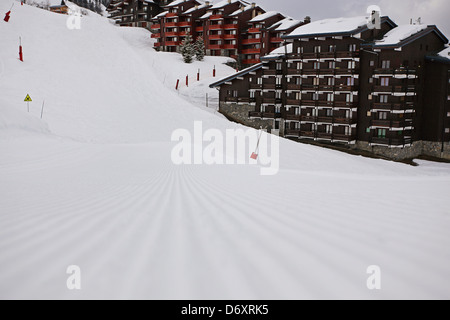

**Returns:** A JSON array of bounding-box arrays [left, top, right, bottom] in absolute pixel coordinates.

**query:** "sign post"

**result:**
[[24, 94, 32, 112]]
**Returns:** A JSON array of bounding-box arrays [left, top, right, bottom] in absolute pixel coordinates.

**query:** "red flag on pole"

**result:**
[[19, 37, 23, 62]]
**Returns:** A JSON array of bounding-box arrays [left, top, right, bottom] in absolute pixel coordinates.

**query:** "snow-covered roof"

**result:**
[[210, 63, 264, 88], [262, 43, 293, 60], [165, 0, 199, 8], [230, 4, 257, 17], [249, 11, 281, 23], [286, 16, 371, 38], [374, 24, 427, 47], [183, 3, 210, 14], [269, 17, 303, 32], [154, 10, 169, 19], [200, 11, 212, 19], [210, 0, 242, 10], [438, 47, 450, 59]]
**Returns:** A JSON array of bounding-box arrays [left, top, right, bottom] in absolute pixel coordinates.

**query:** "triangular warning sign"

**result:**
[[24, 94, 32, 102]]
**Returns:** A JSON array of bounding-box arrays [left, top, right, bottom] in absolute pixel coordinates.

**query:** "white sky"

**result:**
[[253, 0, 449, 45]]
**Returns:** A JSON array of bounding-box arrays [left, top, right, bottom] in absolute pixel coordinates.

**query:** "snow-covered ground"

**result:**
[[1, 3, 450, 300]]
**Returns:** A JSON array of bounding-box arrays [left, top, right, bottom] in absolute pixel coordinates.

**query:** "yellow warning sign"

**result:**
[[24, 94, 32, 102]]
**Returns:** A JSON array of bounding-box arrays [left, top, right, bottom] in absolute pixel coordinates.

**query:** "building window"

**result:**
[[312, 109, 318, 117], [250, 91, 255, 99], [314, 46, 321, 53], [275, 106, 281, 113], [347, 77, 355, 86], [325, 125, 333, 134], [382, 60, 391, 69], [328, 77, 335, 86], [297, 62, 303, 69], [326, 109, 333, 116], [276, 91, 282, 99], [369, 78, 374, 84], [366, 128, 371, 133], [296, 78, 302, 85], [274, 120, 280, 130], [381, 77, 390, 86], [294, 107, 300, 115], [313, 77, 320, 86], [295, 92, 301, 100], [348, 61, 356, 69], [380, 95, 389, 103], [313, 93, 319, 101], [297, 47, 304, 54], [378, 128, 387, 138], [329, 45, 336, 52], [327, 93, 334, 102], [346, 93, 353, 103], [276, 62, 282, 70], [311, 123, 317, 132], [370, 60, 375, 67], [378, 112, 388, 120], [447, 112, 450, 117], [328, 61, 336, 69], [446, 128, 450, 133], [349, 44, 357, 52], [276, 77, 282, 85], [233, 90, 238, 97], [314, 62, 320, 69], [257, 78, 262, 85]]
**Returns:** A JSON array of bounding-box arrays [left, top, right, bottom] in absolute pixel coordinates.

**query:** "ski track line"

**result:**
[[186, 167, 450, 297]]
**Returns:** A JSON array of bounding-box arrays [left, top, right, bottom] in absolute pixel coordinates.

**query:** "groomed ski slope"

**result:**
[[1, 3, 450, 299]]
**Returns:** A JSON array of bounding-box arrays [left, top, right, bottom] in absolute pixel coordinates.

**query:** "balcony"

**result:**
[[151, 24, 161, 30], [285, 129, 301, 137], [335, 68, 356, 75], [209, 24, 224, 30], [334, 118, 355, 125], [270, 37, 283, 43], [316, 132, 333, 140], [224, 24, 238, 29], [285, 115, 301, 121], [371, 103, 405, 111], [300, 131, 315, 138], [209, 44, 223, 50], [286, 99, 301, 106], [165, 41, 180, 46], [250, 84, 262, 90], [372, 85, 416, 93], [374, 68, 416, 76], [223, 34, 238, 39], [370, 137, 411, 146], [165, 22, 177, 27], [333, 101, 358, 108], [317, 117, 334, 124], [209, 34, 223, 40], [242, 48, 261, 54], [151, 33, 161, 38], [178, 21, 191, 27], [242, 38, 261, 45], [248, 28, 261, 33], [224, 97, 255, 103], [333, 85, 358, 91], [195, 26, 204, 32], [372, 120, 413, 128], [242, 59, 261, 65], [301, 116, 316, 122], [290, 51, 360, 60], [154, 42, 161, 47], [210, 14, 224, 20], [333, 134, 356, 142], [165, 31, 179, 37], [287, 84, 302, 91], [223, 44, 237, 49], [287, 69, 303, 75], [166, 13, 178, 18]]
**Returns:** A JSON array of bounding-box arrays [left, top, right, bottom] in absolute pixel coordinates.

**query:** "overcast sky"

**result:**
[[253, 0, 449, 43]]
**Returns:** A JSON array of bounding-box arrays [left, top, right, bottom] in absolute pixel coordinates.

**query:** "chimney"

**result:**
[[304, 16, 311, 24], [251, 2, 256, 8], [241, 6, 244, 11], [195, 4, 198, 9], [228, 0, 231, 4], [205, 1, 210, 5]]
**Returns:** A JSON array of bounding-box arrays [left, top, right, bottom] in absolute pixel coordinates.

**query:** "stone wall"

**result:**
[[219, 102, 273, 131], [356, 141, 450, 160]]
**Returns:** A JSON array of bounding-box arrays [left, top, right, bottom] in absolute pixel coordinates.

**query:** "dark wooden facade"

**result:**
[[211, 15, 450, 157], [107, 0, 168, 29]]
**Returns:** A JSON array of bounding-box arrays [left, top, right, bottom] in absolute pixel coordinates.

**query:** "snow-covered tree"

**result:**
[[180, 33, 195, 64], [194, 36, 205, 61]]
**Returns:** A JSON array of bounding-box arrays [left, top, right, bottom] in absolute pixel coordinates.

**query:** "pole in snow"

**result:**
[[19, 37, 23, 62], [40, 100, 45, 119], [197, 69, 200, 81], [186, 75, 188, 87], [3, 3, 14, 22], [251, 127, 263, 160], [213, 65, 216, 77], [175, 79, 179, 90]]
